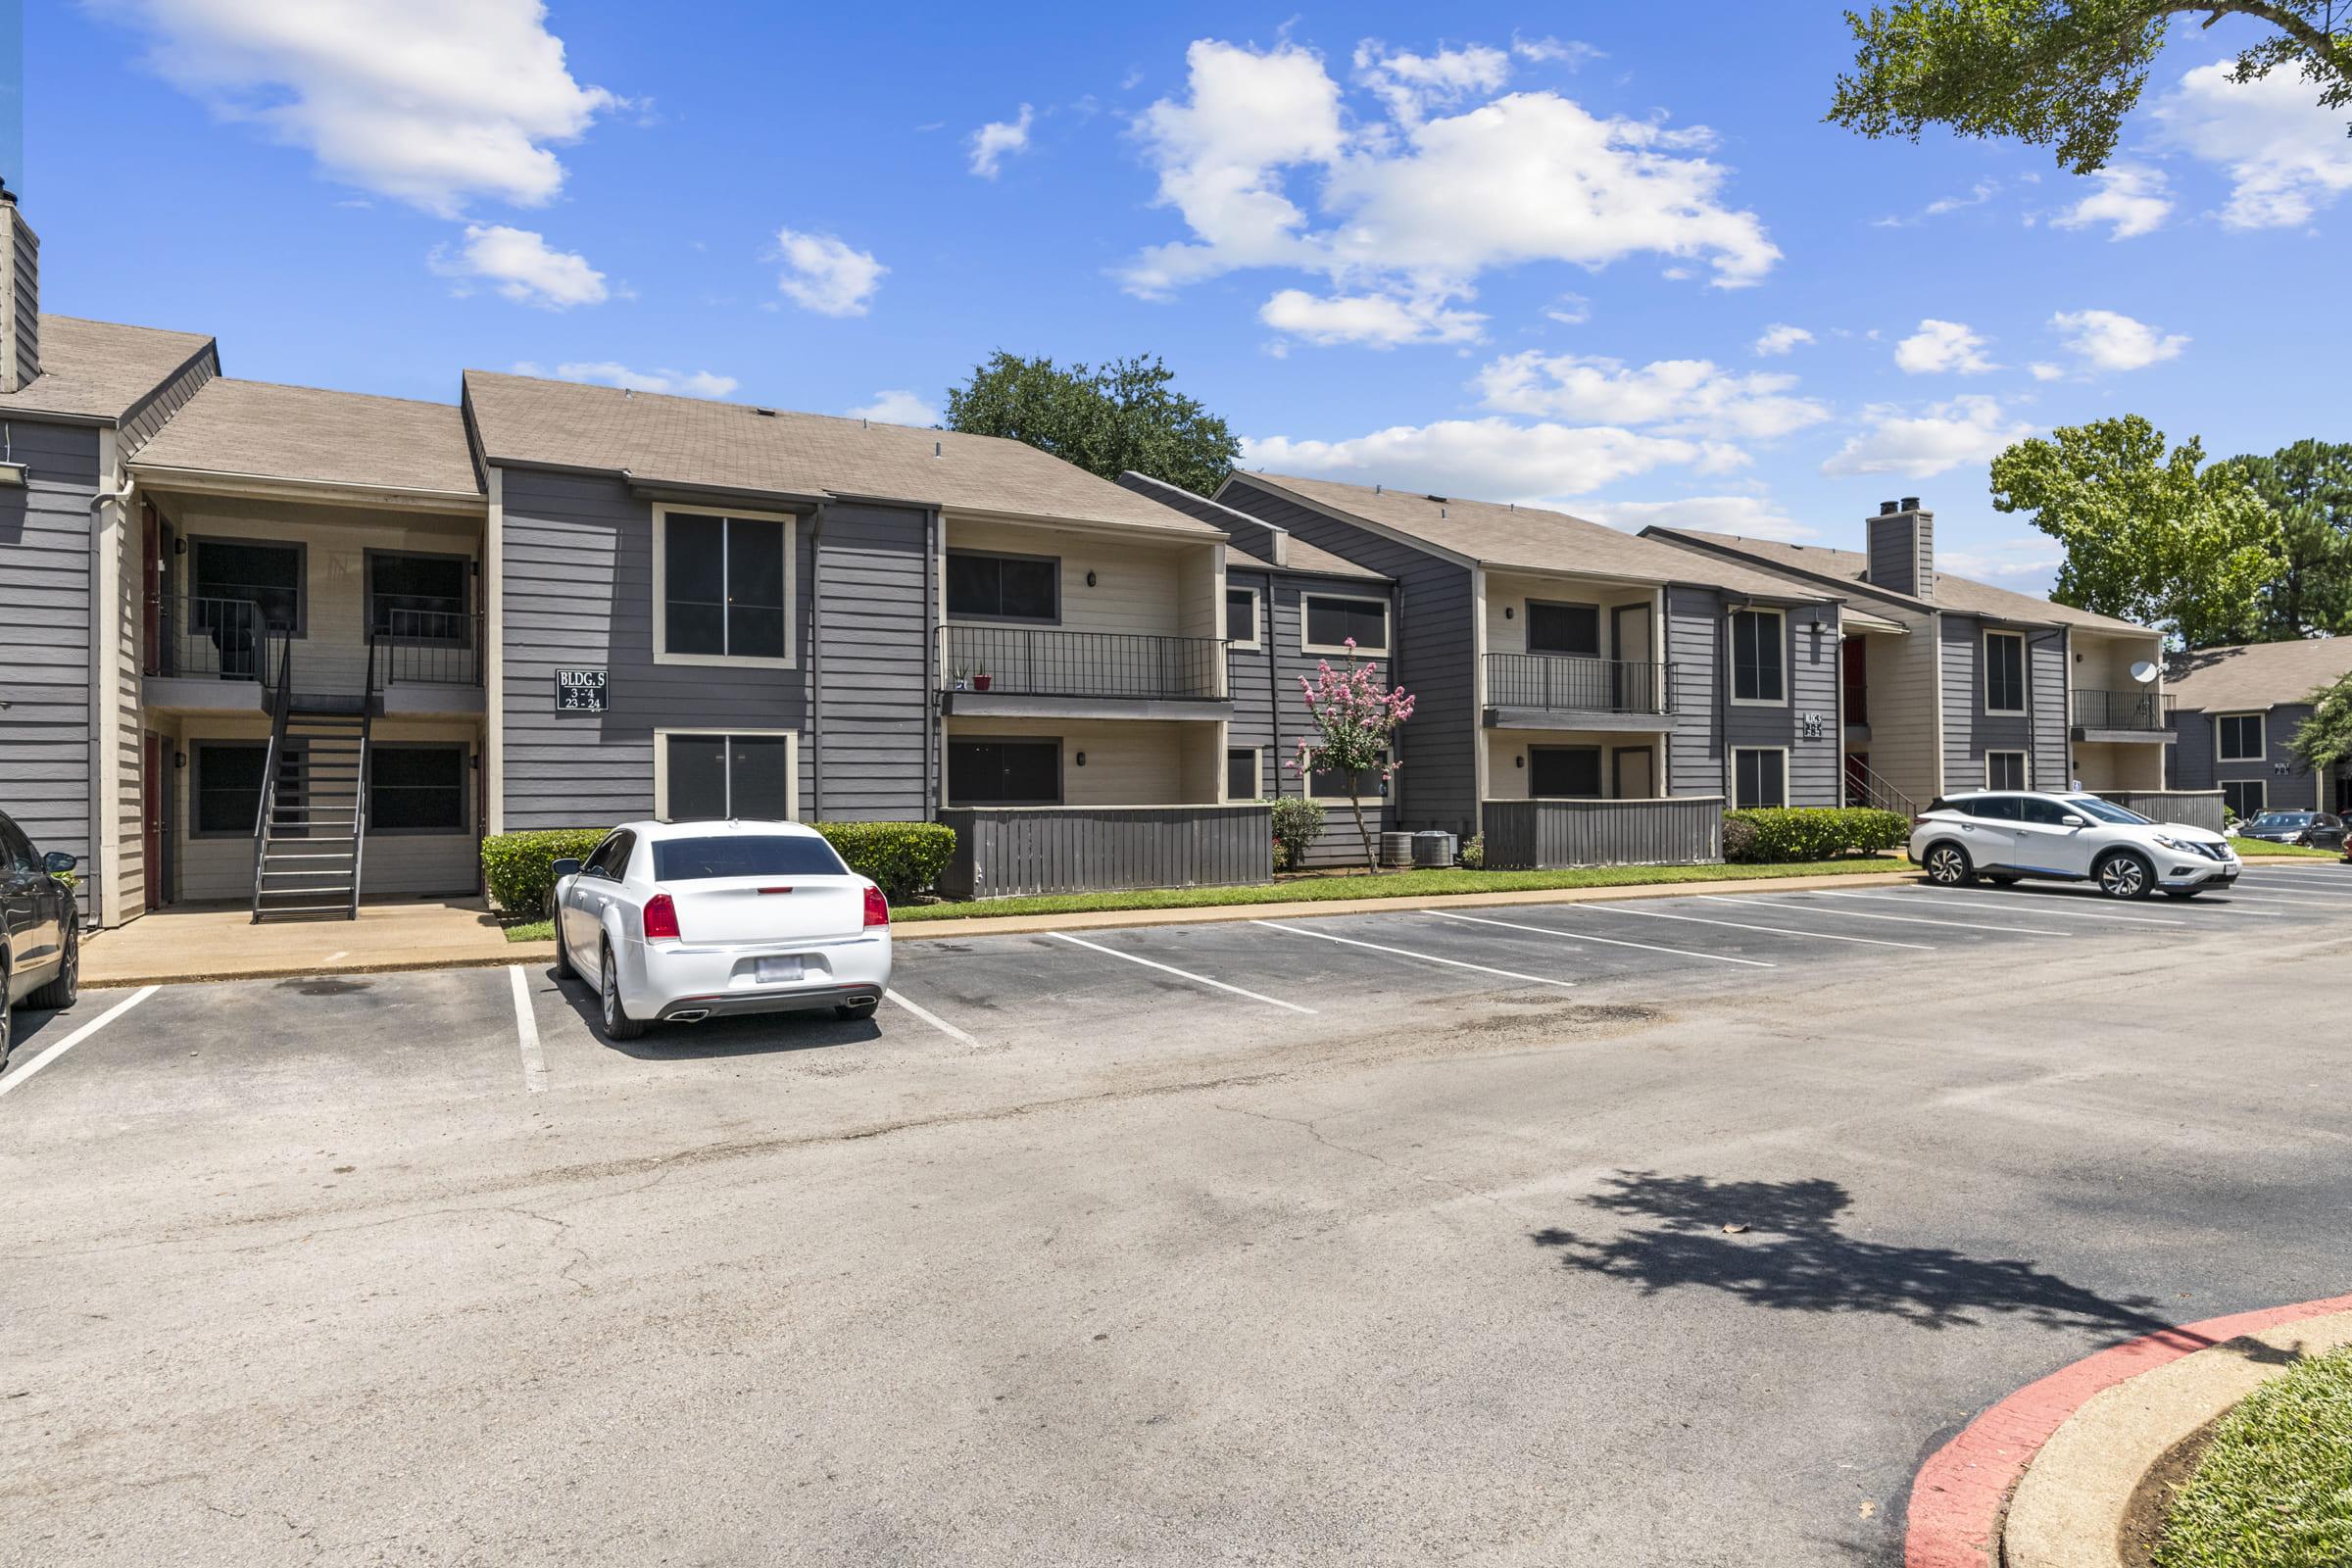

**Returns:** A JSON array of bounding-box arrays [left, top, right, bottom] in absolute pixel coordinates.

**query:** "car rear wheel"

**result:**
[[26, 921, 76, 1011], [1923, 843, 1973, 886], [552, 915, 576, 980], [2095, 852, 2154, 900], [599, 943, 646, 1041]]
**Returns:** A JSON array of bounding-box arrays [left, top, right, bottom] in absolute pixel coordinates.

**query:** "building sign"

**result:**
[[555, 668, 609, 712], [1798, 711, 1829, 741]]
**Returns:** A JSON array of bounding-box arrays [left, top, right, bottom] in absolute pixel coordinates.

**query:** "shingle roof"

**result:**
[[1115, 468, 1389, 580], [0, 314, 214, 422], [1232, 472, 1838, 602], [130, 377, 480, 498], [464, 370, 1221, 536], [2167, 638, 2352, 711], [1225, 532, 1391, 581], [1643, 527, 2156, 635]]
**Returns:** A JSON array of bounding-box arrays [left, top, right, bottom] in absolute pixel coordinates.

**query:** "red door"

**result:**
[[142, 732, 165, 911]]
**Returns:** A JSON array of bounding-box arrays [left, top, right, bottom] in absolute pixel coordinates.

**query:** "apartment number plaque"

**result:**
[[556, 668, 610, 712]]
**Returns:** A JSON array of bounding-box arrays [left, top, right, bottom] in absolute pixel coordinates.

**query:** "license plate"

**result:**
[[756, 956, 804, 983]]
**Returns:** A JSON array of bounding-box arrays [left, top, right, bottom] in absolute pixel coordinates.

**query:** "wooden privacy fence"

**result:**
[[1481, 797, 1724, 871], [2096, 790, 2227, 834], [937, 804, 1274, 900]]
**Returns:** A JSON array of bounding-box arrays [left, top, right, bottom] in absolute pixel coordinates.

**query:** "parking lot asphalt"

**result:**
[[3, 867, 2349, 1565]]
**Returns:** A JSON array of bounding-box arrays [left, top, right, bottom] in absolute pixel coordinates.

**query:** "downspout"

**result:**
[[1262, 572, 1280, 802], [85, 455, 134, 930], [924, 507, 939, 816], [808, 502, 827, 822]]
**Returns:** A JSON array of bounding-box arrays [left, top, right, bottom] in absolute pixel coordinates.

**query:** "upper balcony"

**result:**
[[2071, 687, 2176, 743], [1480, 571, 1673, 731], [1483, 653, 1674, 730], [937, 623, 1229, 721], [145, 592, 483, 716]]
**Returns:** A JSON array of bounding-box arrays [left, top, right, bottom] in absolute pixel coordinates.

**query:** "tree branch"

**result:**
[[2179, 2, 2352, 70]]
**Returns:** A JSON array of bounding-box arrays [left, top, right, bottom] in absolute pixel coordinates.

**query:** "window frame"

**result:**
[[1527, 744, 1605, 800], [1731, 746, 1789, 809], [1984, 750, 2031, 791], [365, 548, 473, 646], [1305, 747, 1391, 804], [1224, 585, 1261, 651], [652, 727, 802, 820], [1728, 607, 1788, 707], [2216, 710, 2267, 762], [945, 547, 1062, 627], [365, 741, 472, 836], [1524, 599, 1603, 660], [2222, 779, 2266, 819], [946, 735, 1064, 808], [1983, 629, 2028, 716], [188, 740, 272, 839], [1224, 745, 1262, 803], [1299, 592, 1391, 657], [189, 534, 308, 639], [651, 503, 799, 669]]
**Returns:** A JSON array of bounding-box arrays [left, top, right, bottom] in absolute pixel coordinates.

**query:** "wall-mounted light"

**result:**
[[1515, 755, 1525, 768], [1074, 751, 1087, 766], [1502, 606, 1514, 620], [1085, 570, 1098, 587], [174, 752, 187, 769]]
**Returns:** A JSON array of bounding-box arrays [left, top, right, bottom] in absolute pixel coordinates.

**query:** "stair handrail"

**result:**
[[349, 624, 378, 920], [249, 631, 294, 923], [1845, 756, 1918, 818]]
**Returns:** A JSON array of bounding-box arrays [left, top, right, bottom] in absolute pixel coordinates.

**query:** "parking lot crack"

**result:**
[[1216, 1103, 1523, 1216]]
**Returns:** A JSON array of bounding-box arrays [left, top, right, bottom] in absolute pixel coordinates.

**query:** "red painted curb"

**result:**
[[1904, 1291, 2352, 1568]]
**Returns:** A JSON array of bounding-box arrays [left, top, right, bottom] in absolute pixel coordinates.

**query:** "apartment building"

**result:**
[[2167, 637, 2352, 818]]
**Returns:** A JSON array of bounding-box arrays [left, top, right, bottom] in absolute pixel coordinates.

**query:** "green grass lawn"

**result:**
[[2233, 839, 2345, 860], [503, 916, 554, 943], [2155, 1345, 2352, 1568]]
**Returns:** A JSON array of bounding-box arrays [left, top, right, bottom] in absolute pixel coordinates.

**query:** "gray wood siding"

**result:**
[[1941, 617, 2066, 789], [1665, 588, 1721, 795], [2170, 706, 2214, 790], [0, 418, 99, 905], [1220, 478, 1478, 835], [2182, 703, 2322, 810], [938, 804, 1273, 899], [813, 500, 932, 820], [1482, 796, 1723, 870], [2031, 634, 2069, 789]]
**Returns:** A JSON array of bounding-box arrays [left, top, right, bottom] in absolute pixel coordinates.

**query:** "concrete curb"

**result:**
[[1905, 1292, 2352, 1568]]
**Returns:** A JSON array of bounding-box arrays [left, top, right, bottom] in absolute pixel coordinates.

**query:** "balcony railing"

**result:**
[[2072, 688, 2174, 732], [939, 624, 1224, 701], [150, 594, 283, 680], [1485, 653, 1672, 714], [369, 608, 483, 687]]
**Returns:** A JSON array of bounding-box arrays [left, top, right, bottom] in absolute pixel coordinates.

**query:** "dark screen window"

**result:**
[[1529, 746, 1602, 798], [663, 514, 788, 659], [1733, 748, 1787, 808], [2218, 712, 2264, 761], [1226, 588, 1256, 644], [195, 744, 269, 834], [369, 554, 468, 639], [1976, 794, 2025, 820], [2222, 780, 2265, 818], [949, 739, 1060, 805], [665, 734, 793, 820], [1309, 750, 1388, 799], [652, 835, 848, 880], [1986, 752, 2028, 791], [947, 552, 1058, 622], [1304, 595, 1388, 652], [1731, 611, 1785, 703], [1984, 632, 2026, 712], [369, 746, 466, 831], [1526, 603, 1600, 658], [1226, 749, 1258, 800], [194, 539, 302, 633], [2020, 797, 2072, 826]]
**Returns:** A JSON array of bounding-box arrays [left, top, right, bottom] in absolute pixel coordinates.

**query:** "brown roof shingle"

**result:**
[[464, 370, 1221, 536], [2168, 638, 2352, 711], [0, 314, 214, 422], [131, 377, 480, 498]]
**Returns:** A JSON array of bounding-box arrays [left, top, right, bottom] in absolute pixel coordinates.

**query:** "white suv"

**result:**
[[1907, 792, 2240, 900]]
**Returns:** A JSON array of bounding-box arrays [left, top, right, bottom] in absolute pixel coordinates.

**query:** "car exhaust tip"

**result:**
[[669, 1009, 710, 1024]]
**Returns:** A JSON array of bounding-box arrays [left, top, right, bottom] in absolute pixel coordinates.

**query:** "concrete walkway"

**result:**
[[83, 899, 531, 988]]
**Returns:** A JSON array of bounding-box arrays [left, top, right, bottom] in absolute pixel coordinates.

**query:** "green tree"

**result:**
[[2224, 439, 2352, 639], [1828, 1, 2352, 174], [943, 351, 1241, 497], [2287, 668, 2352, 774], [1988, 415, 2285, 647]]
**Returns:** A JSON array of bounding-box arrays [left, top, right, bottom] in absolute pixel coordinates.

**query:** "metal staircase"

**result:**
[[249, 632, 375, 922], [1843, 757, 1919, 818]]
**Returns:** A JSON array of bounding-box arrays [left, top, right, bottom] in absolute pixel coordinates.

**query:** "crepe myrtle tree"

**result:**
[[1290, 641, 1415, 873]]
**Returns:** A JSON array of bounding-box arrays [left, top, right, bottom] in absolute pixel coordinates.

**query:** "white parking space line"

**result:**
[[1427, 908, 1778, 967], [1864, 888, 2186, 926], [1048, 932, 1318, 1014], [508, 965, 549, 1093], [0, 985, 160, 1102], [883, 986, 985, 1046], [1555, 900, 1936, 951], [2208, 887, 2352, 906], [1250, 919, 1578, 990], [1706, 894, 2071, 938]]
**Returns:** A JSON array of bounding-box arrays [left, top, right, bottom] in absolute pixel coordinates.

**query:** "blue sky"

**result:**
[[23, 2, 2352, 591]]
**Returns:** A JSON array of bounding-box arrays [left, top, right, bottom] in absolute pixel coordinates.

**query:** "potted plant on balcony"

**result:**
[[1291, 639, 1415, 874], [952, 665, 970, 692], [972, 662, 993, 693]]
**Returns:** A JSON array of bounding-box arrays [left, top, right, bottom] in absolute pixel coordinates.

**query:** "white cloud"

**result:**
[[2157, 62, 2352, 228], [2049, 162, 2173, 239], [847, 389, 940, 425], [1752, 322, 1813, 357], [547, 362, 737, 398], [773, 228, 886, 317], [1544, 292, 1592, 326], [968, 103, 1034, 177], [1937, 539, 2066, 582], [1259, 287, 1486, 346], [1242, 418, 1717, 504], [1822, 396, 2034, 478], [1511, 35, 1603, 68], [1120, 36, 1779, 330], [1893, 318, 1997, 375], [2049, 308, 2187, 371], [2029, 361, 2066, 381], [1582, 494, 1815, 542], [429, 223, 607, 308], [107, 0, 616, 217], [1473, 350, 1830, 440]]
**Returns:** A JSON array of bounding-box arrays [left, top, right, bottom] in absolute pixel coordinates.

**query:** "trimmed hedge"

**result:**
[[1722, 807, 1909, 863], [481, 820, 960, 913]]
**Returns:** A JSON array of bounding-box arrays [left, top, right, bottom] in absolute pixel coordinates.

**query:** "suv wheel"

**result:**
[[2095, 852, 2154, 900], [1923, 843, 1973, 886], [27, 920, 77, 1011]]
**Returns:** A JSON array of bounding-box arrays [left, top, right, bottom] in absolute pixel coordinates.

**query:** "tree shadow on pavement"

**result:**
[[1532, 1171, 2174, 1336]]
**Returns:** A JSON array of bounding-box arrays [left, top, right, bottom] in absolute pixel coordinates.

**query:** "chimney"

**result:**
[[1865, 497, 1935, 599], [0, 180, 37, 394]]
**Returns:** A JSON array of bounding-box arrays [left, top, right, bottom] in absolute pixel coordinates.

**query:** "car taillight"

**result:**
[[643, 893, 680, 941], [862, 885, 890, 928]]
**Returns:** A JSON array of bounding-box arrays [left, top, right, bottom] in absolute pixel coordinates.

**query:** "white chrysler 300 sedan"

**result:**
[[550, 819, 891, 1039]]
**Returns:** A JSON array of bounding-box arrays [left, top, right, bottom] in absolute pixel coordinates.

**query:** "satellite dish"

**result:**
[[2130, 661, 2159, 685]]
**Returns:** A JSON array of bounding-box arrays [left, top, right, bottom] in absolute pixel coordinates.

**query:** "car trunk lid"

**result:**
[[660, 875, 865, 944]]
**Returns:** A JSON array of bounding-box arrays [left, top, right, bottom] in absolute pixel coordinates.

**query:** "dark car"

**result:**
[[1, 809, 82, 1069], [2236, 810, 2347, 850]]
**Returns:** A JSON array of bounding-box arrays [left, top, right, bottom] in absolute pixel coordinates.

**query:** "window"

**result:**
[[947, 550, 1058, 623], [369, 552, 469, 641], [1729, 610, 1786, 704], [2222, 780, 2266, 819], [656, 507, 793, 665], [1984, 631, 2027, 714], [1308, 749, 1389, 801], [2064, 796, 2151, 826], [1732, 747, 1788, 808], [1528, 746, 1603, 799], [192, 743, 269, 835], [1985, 751, 2029, 790], [2019, 797, 2074, 826], [2217, 712, 2265, 762], [583, 829, 636, 880], [652, 835, 849, 880], [193, 538, 303, 634], [1226, 748, 1259, 801], [1225, 587, 1259, 648], [0, 817, 39, 874], [948, 738, 1061, 806], [1973, 795, 2024, 821], [659, 732, 796, 820], [368, 745, 467, 832], [1302, 594, 1389, 655], [1526, 602, 1600, 659]]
